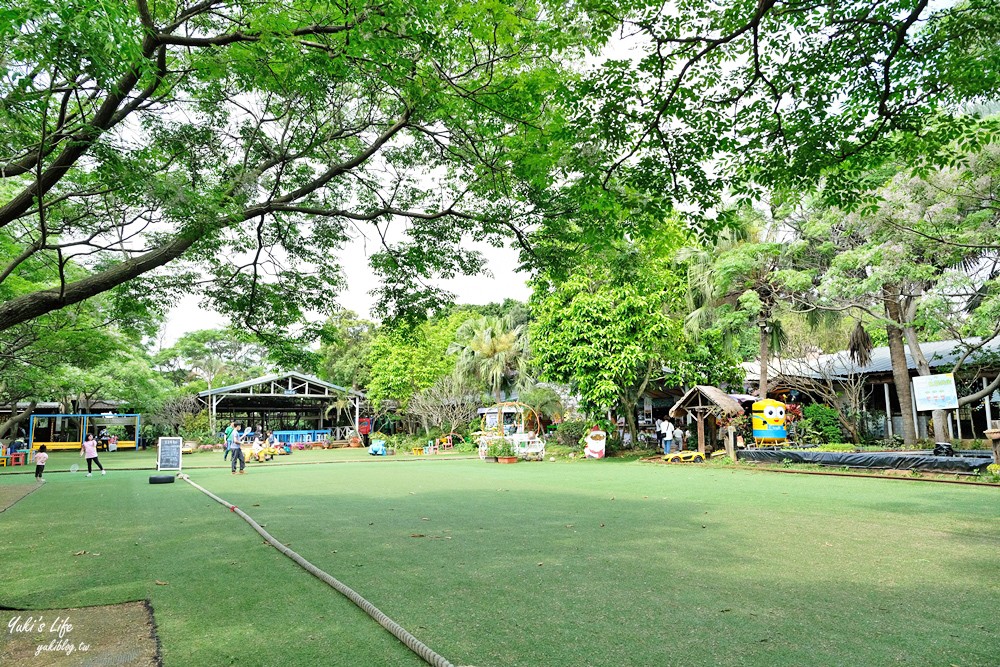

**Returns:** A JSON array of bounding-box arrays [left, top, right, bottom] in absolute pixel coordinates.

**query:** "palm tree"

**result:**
[[680, 220, 790, 399], [447, 315, 531, 402], [324, 390, 355, 429]]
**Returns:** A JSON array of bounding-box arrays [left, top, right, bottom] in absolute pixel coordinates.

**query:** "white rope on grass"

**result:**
[[178, 474, 459, 667]]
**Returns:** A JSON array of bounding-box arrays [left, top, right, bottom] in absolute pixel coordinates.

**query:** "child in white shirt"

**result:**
[[35, 445, 48, 481]]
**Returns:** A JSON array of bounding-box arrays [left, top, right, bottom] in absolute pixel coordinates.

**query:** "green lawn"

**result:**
[[2, 456, 998, 666]]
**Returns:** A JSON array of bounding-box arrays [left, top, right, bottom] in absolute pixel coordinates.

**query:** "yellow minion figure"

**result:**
[[751, 399, 787, 444]]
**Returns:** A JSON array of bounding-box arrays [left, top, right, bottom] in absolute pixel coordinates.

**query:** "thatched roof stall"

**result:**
[[669, 386, 745, 455]]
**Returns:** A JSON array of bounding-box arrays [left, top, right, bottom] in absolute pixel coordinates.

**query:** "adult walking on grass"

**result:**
[[81, 433, 105, 477], [229, 427, 246, 475]]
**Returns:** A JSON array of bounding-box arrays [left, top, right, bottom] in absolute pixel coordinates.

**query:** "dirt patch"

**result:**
[[0, 483, 40, 513], [0, 601, 160, 666]]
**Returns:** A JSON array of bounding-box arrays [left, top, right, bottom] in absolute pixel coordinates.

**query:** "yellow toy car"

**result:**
[[664, 450, 705, 463]]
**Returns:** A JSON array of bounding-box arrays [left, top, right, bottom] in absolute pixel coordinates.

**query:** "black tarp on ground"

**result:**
[[737, 449, 993, 472], [955, 450, 993, 458]]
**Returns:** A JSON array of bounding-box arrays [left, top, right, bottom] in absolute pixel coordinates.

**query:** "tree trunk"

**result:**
[[883, 292, 917, 445], [0, 401, 36, 440], [836, 412, 861, 444], [758, 318, 770, 400], [624, 409, 638, 450], [901, 324, 949, 443], [930, 408, 950, 443]]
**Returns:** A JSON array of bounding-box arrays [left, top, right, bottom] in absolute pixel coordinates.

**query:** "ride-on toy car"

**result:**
[[664, 450, 705, 463]]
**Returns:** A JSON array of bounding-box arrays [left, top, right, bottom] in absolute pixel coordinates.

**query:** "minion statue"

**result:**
[[751, 399, 787, 444]]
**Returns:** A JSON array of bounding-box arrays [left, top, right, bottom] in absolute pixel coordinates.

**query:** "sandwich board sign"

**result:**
[[157, 437, 183, 471]]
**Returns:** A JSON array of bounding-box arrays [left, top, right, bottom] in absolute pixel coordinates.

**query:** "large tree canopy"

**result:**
[[4, 0, 999, 343], [0, 0, 613, 334], [576, 0, 1000, 222], [810, 142, 1000, 442]]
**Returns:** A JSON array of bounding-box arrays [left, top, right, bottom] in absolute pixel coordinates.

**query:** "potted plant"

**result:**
[[494, 438, 518, 464]]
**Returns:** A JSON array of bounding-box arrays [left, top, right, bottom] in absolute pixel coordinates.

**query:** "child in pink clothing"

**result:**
[[81, 434, 105, 476], [35, 445, 48, 481]]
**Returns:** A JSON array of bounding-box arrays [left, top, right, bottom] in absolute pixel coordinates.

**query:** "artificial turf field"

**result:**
[[1, 451, 998, 666]]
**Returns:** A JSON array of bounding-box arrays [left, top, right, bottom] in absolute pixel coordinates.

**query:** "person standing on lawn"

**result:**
[[34, 445, 48, 482], [80, 433, 105, 477], [661, 419, 674, 455], [229, 424, 246, 474], [223, 421, 236, 461]]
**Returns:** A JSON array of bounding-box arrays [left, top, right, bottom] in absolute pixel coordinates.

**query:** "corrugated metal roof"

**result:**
[[198, 372, 364, 398], [744, 337, 1000, 380]]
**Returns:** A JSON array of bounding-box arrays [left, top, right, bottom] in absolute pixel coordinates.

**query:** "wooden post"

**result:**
[[883, 383, 893, 438], [696, 412, 705, 455], [983, 378, 992, 437], [725, 425, 735, 461]]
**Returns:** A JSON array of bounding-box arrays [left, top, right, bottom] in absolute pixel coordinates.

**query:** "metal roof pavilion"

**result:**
[[198, 371, 364, 435]]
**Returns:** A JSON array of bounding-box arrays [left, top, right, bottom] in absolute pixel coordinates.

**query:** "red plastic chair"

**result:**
[[10, 452, 26, 466]]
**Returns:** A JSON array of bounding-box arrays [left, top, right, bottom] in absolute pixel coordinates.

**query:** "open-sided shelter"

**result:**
[[198, 372, 364, 440], [669, 385, 745, 455]]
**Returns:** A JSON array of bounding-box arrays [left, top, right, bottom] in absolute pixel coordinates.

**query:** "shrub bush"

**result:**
[[802, 404, 843, 443], [179, 410, 214, 444], [874, 434, 904, 450], [552, 420, 590, 449], [722, 414, 753, 444], [792, 417, 821, 445]]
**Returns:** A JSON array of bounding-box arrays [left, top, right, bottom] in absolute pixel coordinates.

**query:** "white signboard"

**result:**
[[912, 374, 959, 411]]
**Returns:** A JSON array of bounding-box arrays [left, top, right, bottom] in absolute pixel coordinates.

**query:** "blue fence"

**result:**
[[271, 429, 332, 444]]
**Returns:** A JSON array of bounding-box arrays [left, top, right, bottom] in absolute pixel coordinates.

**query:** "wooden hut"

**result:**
[[669, 386, 745, 455]]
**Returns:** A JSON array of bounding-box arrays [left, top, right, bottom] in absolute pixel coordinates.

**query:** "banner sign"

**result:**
[[912, 373, 959, 411]]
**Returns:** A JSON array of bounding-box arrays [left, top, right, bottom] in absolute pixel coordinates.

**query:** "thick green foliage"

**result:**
[[802, 403, 845, 444], [0, 0, 615, 334], [365, 311, 473, 410], [532, 225, 689, 417], [552, 420, 590, 449]]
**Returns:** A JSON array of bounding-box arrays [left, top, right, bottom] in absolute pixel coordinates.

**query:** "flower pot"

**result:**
[[497, 456, 518, 464], [485, 456, 498, 463]]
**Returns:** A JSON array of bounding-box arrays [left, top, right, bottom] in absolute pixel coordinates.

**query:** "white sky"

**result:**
[[158, 234, 532, 347], [155, 27, 637, 349]]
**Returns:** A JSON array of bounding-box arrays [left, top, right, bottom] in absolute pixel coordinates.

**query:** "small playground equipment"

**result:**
[[583, 427, 606, 459], [368, 440, 387, 456], [435, 433, 463, 451], [751, 399, 788, 445], [476, 402, 545, 460], [28, 413, 141, 452]]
